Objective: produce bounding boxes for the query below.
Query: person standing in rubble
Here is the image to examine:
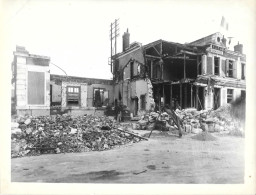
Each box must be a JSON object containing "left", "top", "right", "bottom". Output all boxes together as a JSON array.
[{"left": 115, "top": 101, "right": 123, "bottom": 122}]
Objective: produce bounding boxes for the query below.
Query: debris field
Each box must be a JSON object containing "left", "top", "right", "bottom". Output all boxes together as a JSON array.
[
  {"left": 11, "top": 114, "right": 143, "bottom": 158},
  {"left": 11, "top": 103, "right": 244, "bottom": 158}
]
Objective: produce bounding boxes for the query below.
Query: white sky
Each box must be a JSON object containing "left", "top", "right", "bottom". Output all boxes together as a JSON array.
[{"left": 3, "top": 0, "right": 255, "bottom": 79}]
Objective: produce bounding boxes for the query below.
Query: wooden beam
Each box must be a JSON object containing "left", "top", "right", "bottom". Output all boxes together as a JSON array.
[
  {"left": 153, "top": 46, "right": 161, "bottom": 57},
  {"left": 184, "top": 84, "right": 187, "bottom": 108},
  {"left": 163, "top": 84, "right": 165, "bottom": 107},
  {"left": 180, "top": 83, "right": 182, "bottom": 109},
  {"left": 170, "top": 84, "right": 172, "bottom": 109},
  {"left": 180, "top": 50, "right": 198, "bottom": 56},
  {"left": 163, "top": 56, "right": 191, "bottom": 60},
  {"left": 190, "top": 84, "right": 193, "bottom": 108},
  {"left": 161, "top": 60, "right": 164, "bottom": 80},
  {"left": 184, "top": 54, "right": 186, "bottom": 79},
  {"left": 197, "top": 55, "right": 199, "bottom": 76},
  {"left": 117, "top": 128, "right": 148, "bottom": 140},
  {"left": 150, "top": 60, "right": 153, "bottom": 79},
  {"left": 145, "top": 54, "right": 161, "bottom": 59},
  {"left": 196, "top": 86, "right": 198, "bottom": 109}
]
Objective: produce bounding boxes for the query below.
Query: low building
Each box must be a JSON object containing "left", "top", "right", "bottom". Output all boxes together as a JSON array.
[
  {"left": 112, "top": 30, "right": 246, "bottom": 117},
  {"left": 50, "top": 74, "right": 113, "bottom": 116},
  {"left": 12, "top": 46, "right": 114, "bottom": 116}
]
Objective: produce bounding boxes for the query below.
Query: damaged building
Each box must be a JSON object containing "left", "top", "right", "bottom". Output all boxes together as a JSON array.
[
  {"left": 112, "top": 30, "right": 246, "bottom": 117},
  {"left": 12, "top": 46, "right": 113, "bottom": 116}
]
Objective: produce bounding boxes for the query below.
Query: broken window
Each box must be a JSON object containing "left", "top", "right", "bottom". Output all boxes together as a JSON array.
[
  {"left": 241, "top": 63, "right": 245, "bottom": 80},
  {"left": 227, "top": 60, "right": 234, "bottom": 77},
  {"left": 93, "top": 88, "right": 109, "bottom": 107},
  {"left": 227, "top": 89, "right": 233, "bottom": 103},
  {"left": 214, "top": 57, "right": 220, "bottom": 75},
  {"left": 140, "top": 95, "right": 146, "bottom": 110},
  {"left": 67, "top": 86, "right": 80, "bottom": 106}
]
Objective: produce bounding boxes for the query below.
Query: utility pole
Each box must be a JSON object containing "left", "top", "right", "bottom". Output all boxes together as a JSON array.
[{"left": 109, "top": 19, "right": 119, "bottom": 73}]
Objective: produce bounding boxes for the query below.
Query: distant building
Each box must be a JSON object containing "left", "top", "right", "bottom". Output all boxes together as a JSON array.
[
  {"left": 12, "top": 46, "right": 113, "bottom": 116},
  {"left": 112, "top": 31, "right": 246, "bottom": 116}
]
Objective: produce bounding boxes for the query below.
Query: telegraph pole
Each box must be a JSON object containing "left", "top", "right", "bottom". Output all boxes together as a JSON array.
[{"left": 109, "top": 19, "right": 119, "bottom": 73}]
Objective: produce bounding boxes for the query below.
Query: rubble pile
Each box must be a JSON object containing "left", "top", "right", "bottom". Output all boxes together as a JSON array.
[
  {"left": 11, "top": 114, "right": 142, "bottom": 158},
  {"left": 135, "top": 103, "right": 244, "bottom": 136},
  {"left": 136, "top": 112, "right": 170, "bottom": 131}
]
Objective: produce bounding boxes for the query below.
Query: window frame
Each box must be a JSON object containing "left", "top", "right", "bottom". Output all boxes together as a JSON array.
[
  {"left": 214, "top": 56, "right": 220, "bottom": 76},
  {"left": 227, "top": 88, "right": 233, "bottom": 103},
  {"left": 241, "top": 63, "right": 245, "bottom": 80},
  {"left": 66, "top": 86, "right": 81, "bottom": 106},
  {"left": 227, "top": 60, "right": 234, "bottom": 78}
]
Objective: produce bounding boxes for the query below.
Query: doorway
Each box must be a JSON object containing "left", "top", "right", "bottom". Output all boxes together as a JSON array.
[{"left": 213, "top": 88, "right": 220, "bottom": 110}]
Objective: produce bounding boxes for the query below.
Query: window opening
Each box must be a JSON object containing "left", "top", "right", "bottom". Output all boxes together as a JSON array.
[
  {"left": 227, "top": 60, "right": 233, "bottom": 77},
  {"left": 227, "top": 89, "right": 233, "bottom": 103},
  {"left": 214, "top": 57, "right": 220, "bottom": 75},
  {"left": 67, "top": 86, "right": 80, "bottom": 106},
  {"left": 93, "top": 88, "right": 109, "bottom": 107},
  {"left": 241, "top": 63, "right": 245, "bottom": 80},
  {"left": 140, "top": 95, "right": 146, "bottom": 110}
]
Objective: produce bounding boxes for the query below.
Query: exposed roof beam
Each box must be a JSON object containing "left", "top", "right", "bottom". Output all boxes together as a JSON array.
[
  {"left": 180, "top": 50, "right": 200, "bottom": 56},
  {"left": 145, "top": 54, "right": 161, "bottom": 59}
]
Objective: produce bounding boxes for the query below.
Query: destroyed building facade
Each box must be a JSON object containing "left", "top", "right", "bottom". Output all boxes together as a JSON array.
[
  {"left": 12, "top": 46, "right": 113, "bottom": 116},
  {"left": 112, "top": 31, "right": 246, "bottom": 117}
]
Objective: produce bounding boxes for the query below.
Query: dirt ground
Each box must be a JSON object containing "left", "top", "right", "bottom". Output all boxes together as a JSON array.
[{"left": 11, "top": 131, "right": 244, "bottom": 183}]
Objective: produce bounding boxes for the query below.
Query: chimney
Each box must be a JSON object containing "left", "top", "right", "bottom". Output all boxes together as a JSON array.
[
  {"left": 16, "top": 46, "right": 29, "bottom": 54},
  {"left": 234, "top": 42, "right": 243, "bottom": 54},
  {"left": 122, "top": 28, "right": 130, "bottom": 52}
]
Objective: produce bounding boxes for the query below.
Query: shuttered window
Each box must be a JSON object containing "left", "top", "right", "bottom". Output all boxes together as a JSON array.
[{"left": 27, "top": 71, "right": 45, "bottom": 105}]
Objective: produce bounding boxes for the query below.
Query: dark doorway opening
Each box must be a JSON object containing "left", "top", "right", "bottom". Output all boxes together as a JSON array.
[{"left": 213, "top": 88, "right": 221, "bottom": 110}]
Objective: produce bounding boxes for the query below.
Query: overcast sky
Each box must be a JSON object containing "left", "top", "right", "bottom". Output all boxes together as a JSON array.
[{"left": 3, "top": 0, "right": 255, "bottom": 79}]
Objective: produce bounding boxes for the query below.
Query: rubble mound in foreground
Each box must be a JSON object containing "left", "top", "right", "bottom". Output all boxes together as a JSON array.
[
  {"left": 191, "top": 132, "right": 217, "bottom": 141},
  {"left": 11, "top": 114, "right": 143, "bottom": 158}
]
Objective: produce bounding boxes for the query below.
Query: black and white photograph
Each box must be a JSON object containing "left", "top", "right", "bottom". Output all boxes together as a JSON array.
[{"left": 1, "top": 0, "right": 255, "bottom": 194}]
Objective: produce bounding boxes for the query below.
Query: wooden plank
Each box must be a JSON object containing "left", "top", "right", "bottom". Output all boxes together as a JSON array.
[
  {"left": 184, "top": 54, "right": 186, "bottom": 79},
  {"left": 145, "top": 54, "right": 161, "bottom": 59},
  {"left": 117, "top": 128, "right": 148, "bottom": 140},
  {"left": 170, "top": 84, "right": 172, "bottom": 108},
  {"left": 180, "top": 83, "right": 182, "bottom": 108},
  {"left": 163, "top": 84, "right": 165, "bottom": 107},
  {"left": 180, "top": 50, "right": 198, "bottom": 56},
  {"left": 191, "top": 84, "right": 193, "bottom": 108}
]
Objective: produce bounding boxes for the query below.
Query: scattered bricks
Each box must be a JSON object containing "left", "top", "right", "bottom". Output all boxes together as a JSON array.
[
  {"left": 11, "top": 122, "right": 19, "bottom": 129},
  {"left": 11, "top": 114, "right": 145, "bottom": 158},
  {"left": 24, "top": 118, "right": 31, "bottom": 125},
  {"left": 11, "top": 128, "right": 22, "bottom": 134},
  {"left": 25, "top": 128, "right": 32, "bottom": 134}
]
